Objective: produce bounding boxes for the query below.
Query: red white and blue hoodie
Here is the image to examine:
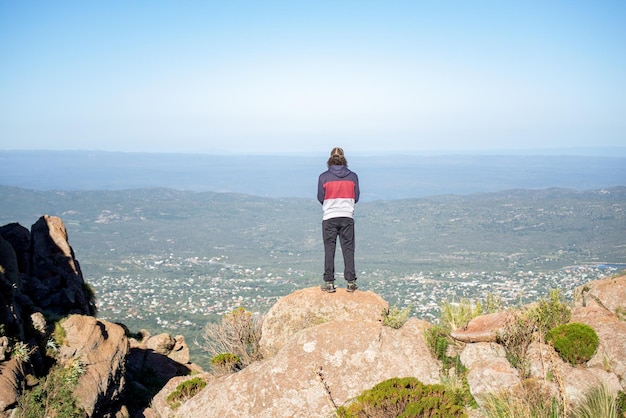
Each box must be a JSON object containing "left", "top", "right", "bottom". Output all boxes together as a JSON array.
[{"left": 317, "top": 165, "right": 360, "bottom": 220}]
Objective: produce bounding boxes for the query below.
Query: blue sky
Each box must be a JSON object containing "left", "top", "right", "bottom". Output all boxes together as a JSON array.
[{"left": 1, "top": 1, "right": 624, "bottom": 154}]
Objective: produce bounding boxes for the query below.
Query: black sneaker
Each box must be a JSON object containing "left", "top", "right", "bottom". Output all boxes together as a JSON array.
[
  {"left": 321, "top": 281, "right": 336, "bottom": 293},
  {"left": 347, "top": 281, "right": 358, "bottom": 292}
]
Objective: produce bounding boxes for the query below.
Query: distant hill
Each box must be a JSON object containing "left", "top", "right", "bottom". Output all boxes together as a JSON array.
[
  {"left": 1, "top": 150, "right": 625, "bottom": 200},
  {"left": 1, "top": 185, "right": 624, "bottom": 275}
]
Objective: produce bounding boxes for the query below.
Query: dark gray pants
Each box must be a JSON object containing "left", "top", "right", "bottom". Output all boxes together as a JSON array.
[{"left": 322, "top": 217, "right": 356, "bottom": 282}]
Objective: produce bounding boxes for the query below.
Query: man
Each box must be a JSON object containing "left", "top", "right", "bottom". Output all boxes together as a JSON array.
[{"left": 317, "top": 147, "right": 360, "bottom": 293}]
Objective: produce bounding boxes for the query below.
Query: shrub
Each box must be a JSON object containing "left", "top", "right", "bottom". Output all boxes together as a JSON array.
[
  {"left": 198, "top": 307, "right": 263, "bottom": 369},
  {"left": 440, "top": 298, "right": 481, "bottom": 331},
  {"left": 18, "top": 358, "right": 86, "bottom": 418},
  {"left": 546, "top": 322, "right": 599, "bottom": 365},
  {"left": 479, "top": 379, "right": 561, "bottom": 418},
  {"left": 528, "top": 289, "right": 571, "bottom": 337},
  {"left": 382, "top": 304, "right": 412, "bottom": 329},
  {"left": 52, "top": 321, "right": 67, "bottom": 347},
  {"left": 337, "top": 377, "right": 467, "bottom": 417},
  {"left": 497, "top": 310, "right": 536, "bottom": 376},
  {"left": 210, "top": 352, "right": 241, "bottom": 374},
  {"left": 571, "top": 383, "right": 620, "bottom": 418},
  {"left": 166, "top": 377, "right": 207, "bottom": 409},
  {"left": 11, "top": 341, "right": 33, "bottom": 363},
  {"left": 498, "top": 289, "right": 571, "bottom": 375}
]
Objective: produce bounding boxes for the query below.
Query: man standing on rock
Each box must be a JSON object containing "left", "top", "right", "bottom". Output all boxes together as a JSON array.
[{"left": 317, "top": 147, "right": 360, "bottom": 293}]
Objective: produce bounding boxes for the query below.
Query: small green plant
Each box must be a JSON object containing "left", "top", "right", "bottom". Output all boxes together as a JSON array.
[
  {"left": 210, "top": 352, "right": 241, "bottom": 374},
  {"left": 498, "top": 289, "right": 571, "bottom": 376},
  {"left": 18, "top": 359, "right": 86, "bottom": 418},
  {"left": 529, "top": 289, "right": 571, "bottom": 337},
  {"left": 337, "top": 377, "right": 467, "bottom": 417},
  {"left": 497, "top": 310, "right": 535, "bottom": 376},
  {"left": 571, "top": 383, "right": 620, "bottom": 418},
  {"left": 198, "top": 307, "right": 263, "bottom": 368},
  {"left": 479, "top": 379, "right": 561, "bottom": 418},
  {"left": 440, "top": 298, "right": 481, "bottom": 331},
  {"left": 52, "top": 321, "right": 67, "bottom": 347},
  {"left": 11, "top": 341, "right": 33, "bottom": 362},
  {"left": 617, "top": 391, "right": 626, "bottom": 416},
  {"left": 546, "top": 322, "right": 599, "bottom": 365},
  {"left": 166, "top": 377, "right": 207, "bottom": 409},
  {"left": 382, "top": 304, "right": 412, "bottom": 329}
]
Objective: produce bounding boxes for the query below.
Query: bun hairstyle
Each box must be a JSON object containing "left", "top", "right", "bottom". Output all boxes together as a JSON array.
[{"left": 327, "top": 147, "right": 347, "bottom": 167}]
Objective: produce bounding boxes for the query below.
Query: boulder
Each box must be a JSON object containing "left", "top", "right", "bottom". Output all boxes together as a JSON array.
[
  {"left": 571, "top": 305, "right": 626, "bottom": 389},
  {"left": 170, "top": 288, "right": 440, "bottom": 418},
  {"left": 460, "top": 341, "right": 507, "bottom": 370},
  {"left": 451, "top": 311, "right": 513, "bottom": 343},
  {"left": 58, "top": 315, "right": 129, "bottom": 417},
  {"left": 28, "top": 215, "right": 92, "bottom": 316},
  {"left": 574, "top": 275, "right": 626, "bottom": 316},
  {"left": 0, "top": 358, "right": 26, "bottom": 418},
  {"left": 260, "top": 287, "right": 388, "bottom": 357}
]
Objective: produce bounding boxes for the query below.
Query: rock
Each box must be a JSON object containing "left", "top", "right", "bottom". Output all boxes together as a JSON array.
[
  {"left": 169, "top": 335, "right": 191, "bottom": 365},
  {"left": 0, "top": 337, "right": 10, "bottom": 361},
  {"left": 30, "top": 312, "right": 47, "bottom": 337},
  {"left": 28, "top": 215, "right": 92, "bottom": 316},
  {"left": 574, "top": 275, "right": 626, "bottom": 316},
  {"left": 0, "top": 223, "right": 31, "bottom": 273},
  {"left": 467, "top": 357, "right": 520, "bottom": 403},
  {"left": 0, "top": 358, "right": 26, "bottom": 417},
  {"left": 451, "top": 311, "right": 513, "bottom": 343},
  {"left": 174, "top": 288, "right": 440, "bottom": 418},
  {"left": 145, "top": 333, "right": 176, "bottom": 355},
  {"left": 150, "top": 374, "right": 213, "bottom": 418},
  {"left": 260, "top": 287, "right": 388, "bottom": 357},
  {"left": 571, "top": 305, "right": 626, "bottom": 388},
  {"left": 0, "top": 234, "right": 25, "bottom": 341},
  {"left": 58, "top": 315, "right": 129, "bottom": 417},
  {"left": 460, "top": 342, "right": 507, "bottom": 370}
]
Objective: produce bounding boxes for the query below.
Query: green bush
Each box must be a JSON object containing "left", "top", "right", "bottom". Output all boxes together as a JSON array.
[
  {"left": 166, "top": 377, "right": 207, "bottom": 409},
  {"left": 382, "top": 304, "right": 412, "bottom": 329},
  {"left": 18, "top": 359, "right": 86, "bottom": 418},
  {"left": 210, "top": 352, "right": 241, "bottom": 374},
  {"left": 546, "top": 322, "right": 599, "bottom": 365},
  {"left": 337, "top": 377, "right": 467, "bottom": 417},
  {"left": 529, "top": 289, "right": 571, "bottom": 337}
]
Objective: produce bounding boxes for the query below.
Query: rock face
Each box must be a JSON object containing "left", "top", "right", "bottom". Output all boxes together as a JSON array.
[
  {"left": 29, "top": 215, "right": 94, "bottom": 316},
  {"left": 259, "top": 287, "right": 390, "bottom": 356},
  {"left": 0, "top": 216, "right": 196, "bottom": 418},
  {"left": 169, "top": 288, "right": 441, "bottom": 418},
  {"left": 58, "top": 315, "right": 129, "bottom": 417}
]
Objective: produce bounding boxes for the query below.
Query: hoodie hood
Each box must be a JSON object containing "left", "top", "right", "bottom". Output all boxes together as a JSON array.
[{"left": 329, "top": 165, "right": 351, "bottom": 178}]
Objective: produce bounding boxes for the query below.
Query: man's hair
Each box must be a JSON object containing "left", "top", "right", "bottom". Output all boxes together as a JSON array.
[{"left": 327, "top": 147, "right": 347, "bottom": 166}]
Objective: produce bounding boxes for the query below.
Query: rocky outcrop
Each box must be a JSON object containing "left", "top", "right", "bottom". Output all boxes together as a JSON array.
[
  {"left": 574, "top": 274, "right": 626, "bottom": 316},
  {"left": 259, "top": 286, "right": 389, "bottom": 356},
  {"left": 29, "top": 215, "right": 94, "bottom": 316},
  {"left": 57, "top": 315, "right": 129, "bottom": 417},
  {"left": 0, "top": 217, "right": 196, "bottom": 418},
  {"left": 159, "top": 288, "right": 441, "bottom": 418}
]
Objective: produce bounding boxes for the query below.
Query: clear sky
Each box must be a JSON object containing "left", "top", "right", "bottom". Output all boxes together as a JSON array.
[{"left": 1, "top": 1, "right": 624, "bottom": 154}]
